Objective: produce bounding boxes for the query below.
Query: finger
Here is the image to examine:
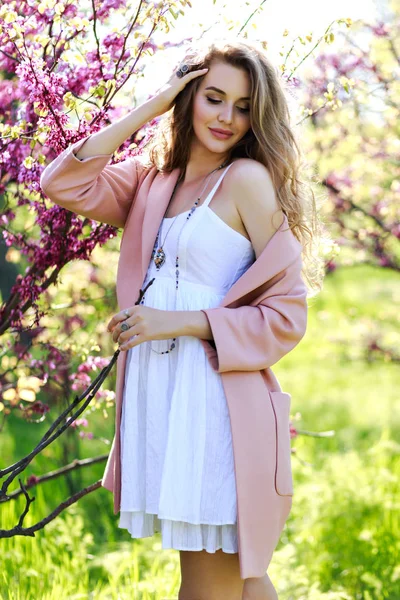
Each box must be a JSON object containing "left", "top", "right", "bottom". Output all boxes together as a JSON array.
[
  {"left": 112, "top": 318, "right": 133, "bottom": 343},
  {"left": 190, "top": 67, "right": 209, "bottom": 77},
  {"left": 116, "top": 325, "right": 137, "bottom": 345},
  {"left": 178, "top": 67, "right": 208, "bottom": 79},
  {"left": 107, "top": 316, "right": 121, "bottom": 332},
  {"left": 119, "top": 334, "right": 141, "bottom": 351},
  {"left": 107, "top": 309, "right": 132, "bottom": 332}
]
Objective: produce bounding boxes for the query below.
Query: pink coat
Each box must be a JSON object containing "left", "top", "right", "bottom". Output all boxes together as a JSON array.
[{"left": 40, "top": 133, "right": 308, "bottom": 580}]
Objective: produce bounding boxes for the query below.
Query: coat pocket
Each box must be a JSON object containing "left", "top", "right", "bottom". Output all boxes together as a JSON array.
[{"left": 269, "top": 391, "right": 293, "bottom": 496}]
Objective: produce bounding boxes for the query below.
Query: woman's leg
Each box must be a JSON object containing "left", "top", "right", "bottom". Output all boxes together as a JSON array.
[
  {"left": 241, "top": 573, "right": 279, "bottom": 600},
  {"left": 178, "top": 549, "right": 244, "bottom": 600}
]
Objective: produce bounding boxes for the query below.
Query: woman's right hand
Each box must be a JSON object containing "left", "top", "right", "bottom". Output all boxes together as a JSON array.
[{"left": 150, "top": 61, "right": 209, "bottom": 117}]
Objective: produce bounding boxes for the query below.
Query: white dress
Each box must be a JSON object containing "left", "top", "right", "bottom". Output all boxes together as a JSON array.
[{"left": 118, "top": 163, "right": 255, "bottom": 553}]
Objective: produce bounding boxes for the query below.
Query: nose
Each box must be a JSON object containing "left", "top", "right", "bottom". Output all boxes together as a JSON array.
[{"left": 218, "top": 104, "right": 234, "bottom": 124}]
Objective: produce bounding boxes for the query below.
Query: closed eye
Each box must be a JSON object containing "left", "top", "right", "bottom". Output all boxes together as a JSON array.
[{"left": 206, "top": 96, "right": 250, "bottom": 114}]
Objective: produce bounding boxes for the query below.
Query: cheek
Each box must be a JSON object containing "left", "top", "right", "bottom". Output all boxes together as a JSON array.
[
  {"left": 193, "top": 97, "right": 214, "bottom": 125},
  {"left": 241, "top": 120, "right": 251, "bottom": 135}
]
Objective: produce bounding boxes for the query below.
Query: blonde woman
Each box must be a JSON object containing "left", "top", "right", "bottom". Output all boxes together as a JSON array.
[{"left": 41, "top": 38, "right": 322, "bottom": 599}]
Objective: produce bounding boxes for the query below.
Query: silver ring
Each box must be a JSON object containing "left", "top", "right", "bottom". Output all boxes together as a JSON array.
[
  {"left": 176, "top": 63, "right": 189, "bottom": 78},
  {"left": 120, "top": 322, "right": 129, "bottom": 332},
  {"left": 123, "top": 309, "right": 130, "bottom": 318}
]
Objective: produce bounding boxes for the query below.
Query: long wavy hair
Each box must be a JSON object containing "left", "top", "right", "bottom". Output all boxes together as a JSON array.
[{"left": 142, "top": 38, "right": 330, "bottom": 297}]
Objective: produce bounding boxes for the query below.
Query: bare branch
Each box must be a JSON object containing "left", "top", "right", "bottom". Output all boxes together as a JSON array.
[
  {"left": 0, "top": 478, "right": 102, "bottom": 538},
  {"left": 1, "top": 455, "right": 109, "bottom": 503}
]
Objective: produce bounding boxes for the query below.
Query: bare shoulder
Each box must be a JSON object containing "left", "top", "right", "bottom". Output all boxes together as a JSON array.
[
  {"left": 225, "top": 157, "right": 278, "bottom": 212},
  {"left": 225, "top": 158, "right": 284, "bottom": 259},
  {"left": 227, "top": 157, "right": 273, "bottom": 179}
]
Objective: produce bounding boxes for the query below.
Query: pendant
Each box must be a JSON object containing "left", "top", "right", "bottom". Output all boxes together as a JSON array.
[{"left": 154, "top": 246, "right": 166, "bottom": 269}]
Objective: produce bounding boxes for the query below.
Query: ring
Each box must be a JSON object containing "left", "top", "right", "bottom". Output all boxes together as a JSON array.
[
  {"left": 176, "top": 63, "right": 189, "bottom": 78},
  {"left": 120, "top": 322, "right": 129, "bottom": 332},
  {"left": 123, "top": 309, "right": 130, "bottom": 318}
]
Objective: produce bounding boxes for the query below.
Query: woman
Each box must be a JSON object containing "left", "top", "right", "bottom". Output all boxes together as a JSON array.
[{"left": 41, "top": 39, "right": 322, "bottom": 600}]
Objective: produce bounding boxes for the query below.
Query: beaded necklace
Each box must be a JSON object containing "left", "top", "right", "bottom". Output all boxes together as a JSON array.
[{"left": 140, "top": 160, "right": 230, "bottom": 354}]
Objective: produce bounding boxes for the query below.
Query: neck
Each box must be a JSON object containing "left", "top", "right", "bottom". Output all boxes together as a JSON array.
[{"left": 182, "top": 140, "right": 230, "bottom": 184}]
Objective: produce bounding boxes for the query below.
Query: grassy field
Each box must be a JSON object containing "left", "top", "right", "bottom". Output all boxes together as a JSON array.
[{"left": 1, "top": 264, "right": 399, "bottom": 600}]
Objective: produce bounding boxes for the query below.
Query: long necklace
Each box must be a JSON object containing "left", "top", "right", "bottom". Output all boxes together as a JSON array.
[{"left": 140, "top": 159, "right": 230, "bottom": 355}]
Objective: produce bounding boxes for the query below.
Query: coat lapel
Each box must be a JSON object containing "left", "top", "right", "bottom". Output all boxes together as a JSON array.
[{"left": 141, "top": 167, "right": 181, "bottom": 280}]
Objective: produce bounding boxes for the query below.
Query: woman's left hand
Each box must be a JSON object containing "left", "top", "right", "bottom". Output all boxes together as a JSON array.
[{"left": 107, "top": 306, "right": 173, "bottom": 351}]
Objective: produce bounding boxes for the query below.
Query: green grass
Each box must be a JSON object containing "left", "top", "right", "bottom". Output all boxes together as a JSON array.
[{"left": 1, "top": 263, "right": 399, "bottom": 599}]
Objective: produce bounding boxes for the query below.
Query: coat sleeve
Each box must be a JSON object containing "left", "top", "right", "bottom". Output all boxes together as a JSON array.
[
  {"left": 200, "top": 255, "right": 308, "bottom": 373},
  {"left": 39, "top": 133, "right": 149, "bottom": 228}
]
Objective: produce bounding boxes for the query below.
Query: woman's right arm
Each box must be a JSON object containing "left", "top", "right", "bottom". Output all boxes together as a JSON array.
[
  {"left": 40, "top": 64, "right": 209, "bottom": 228},
  {"left": 39, "top": 97, "right": 163, "bottom": 228}
]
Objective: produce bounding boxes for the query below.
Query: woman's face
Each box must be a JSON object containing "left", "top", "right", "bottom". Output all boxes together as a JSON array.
[{"left": 191, "top": 60, "right": 251, "bottom": 156}]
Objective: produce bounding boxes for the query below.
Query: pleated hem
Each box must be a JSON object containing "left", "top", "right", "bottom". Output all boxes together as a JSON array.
[{"left": 119, "top": 510, "right": 238, "bottom": 554}]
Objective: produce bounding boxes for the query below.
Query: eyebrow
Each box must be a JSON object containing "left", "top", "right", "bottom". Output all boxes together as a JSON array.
[{"left": 205, "top": 86, "right": 250, "bottom": 101}]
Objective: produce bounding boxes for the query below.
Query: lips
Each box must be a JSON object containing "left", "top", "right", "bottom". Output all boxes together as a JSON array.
[{"left": 209, "top": 127, "right": 233, "bottom": 139}]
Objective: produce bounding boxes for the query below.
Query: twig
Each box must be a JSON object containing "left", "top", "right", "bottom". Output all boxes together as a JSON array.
[
  {"left": 1, "top": 455, "right": 109, "bottom": 503},
  {"left": 0, "top": 478, "right": 102, "bottom": 538},
  {"left": 237, "top": 0, "right": 268, "bottom": 35}
]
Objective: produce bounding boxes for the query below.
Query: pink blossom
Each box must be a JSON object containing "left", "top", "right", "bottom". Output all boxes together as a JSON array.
[
  {"left": 70, "top": 372, "right": 92, "bottom": 390},
  {"left": 379, "top": 256, "right": 391, "bottom": 267},
  {"left": 370, "top": 22, "right": 389, "bottom": 37},
  {"left": 30, "top": 401, "right": 50, "bottom": 415},
  {"left": 391, "top": 224, "right": 400, "bottom": 239},
  {"left": 26, "top": 474, "right": 39, "bottom": 486},
  {"left": 69, "top": 417, "right": 89, "bottom": 428}
]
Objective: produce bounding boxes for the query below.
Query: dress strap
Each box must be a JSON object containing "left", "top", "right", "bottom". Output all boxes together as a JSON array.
[{"left": 202, "top": 162, "right": 234, "bottom": 208}]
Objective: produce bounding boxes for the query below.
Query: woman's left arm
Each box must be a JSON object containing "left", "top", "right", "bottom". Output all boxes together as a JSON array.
[
  {"left": 170, "top": 253, "right": 307, "bottom": 372},
  {"left": 199, "top": 257, "right": 308, "bottom": 372}
]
